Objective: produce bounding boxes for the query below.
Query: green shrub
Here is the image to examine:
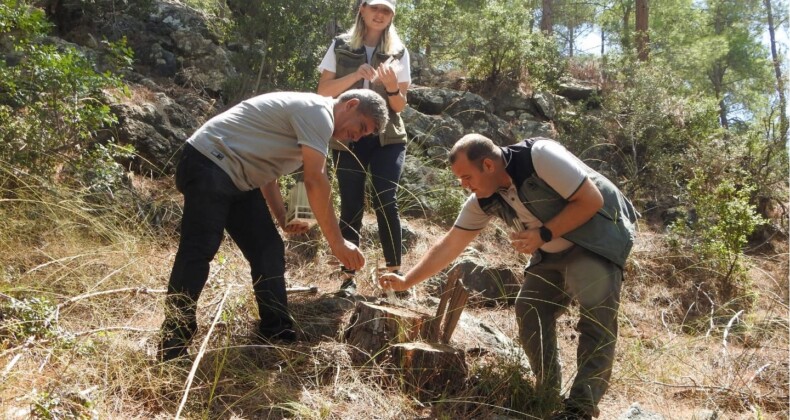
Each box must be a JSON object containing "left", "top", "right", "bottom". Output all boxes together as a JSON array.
[
  {"left": 457, "top": 3, "right": 565, "bottom": 90},
  {"left": 0, "top": 2, "right": 131, "bottom": 180},
  {"left": 669, "top": 169, "right": 766, "bottom": 312}
]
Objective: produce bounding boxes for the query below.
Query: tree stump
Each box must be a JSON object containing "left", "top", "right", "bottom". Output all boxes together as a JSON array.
[
  {"left": 391, "top": 342, "right": 467, "bottom": 400},
  {"left": 344, "top": 301, "right": 432, "bottom": 364}
]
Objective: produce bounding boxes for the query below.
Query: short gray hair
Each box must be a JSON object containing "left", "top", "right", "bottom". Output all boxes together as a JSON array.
[
  {"left": 337, "top": 89, "right": 389, "bottom": 134},
  {"left": 449, "top": 134, "right": 500, "bottom": 169}
]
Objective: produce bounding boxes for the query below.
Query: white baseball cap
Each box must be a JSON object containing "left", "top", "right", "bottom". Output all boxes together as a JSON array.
[{"left": 365, "top": 0, "right": 396, "bottom": 13}]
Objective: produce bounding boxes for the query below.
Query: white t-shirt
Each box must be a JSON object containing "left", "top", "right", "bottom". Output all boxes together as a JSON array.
[
  {"left": 188, "top": 92, "right": 334, "bottom": 191},
  {"left": 318, "top": 40, "right": 412, "bottom": 90},
  {"left": 454, "top": 139, "right": 588, "bottom": 253}
]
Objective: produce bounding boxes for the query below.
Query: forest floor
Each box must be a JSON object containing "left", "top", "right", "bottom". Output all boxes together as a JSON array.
[{"left": 0, "top": 176, "right": 787, "bottom": 419}]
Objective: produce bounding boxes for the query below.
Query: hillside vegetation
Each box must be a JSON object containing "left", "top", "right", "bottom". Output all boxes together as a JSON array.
[{"left": 0, "top": 0, "right": 788, "bottom": 419}]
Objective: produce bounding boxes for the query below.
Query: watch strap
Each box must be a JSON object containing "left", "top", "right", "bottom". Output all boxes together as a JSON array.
[{"left": 539, "top": 226, "right": 553, "bottom": 242}]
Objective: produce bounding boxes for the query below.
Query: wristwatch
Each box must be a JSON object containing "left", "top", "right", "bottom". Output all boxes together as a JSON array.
[
  {"left": 539, "top": 226, "right": 553, "bottom": 243},
  {"left": 386, "top": 89, "right": 400, "bottom": 96}
]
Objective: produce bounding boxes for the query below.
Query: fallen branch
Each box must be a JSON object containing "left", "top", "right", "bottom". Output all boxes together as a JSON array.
[
  {"left": 45, "top": 287, "right": 167, "bottom": 325},
  {"left": 59, "top": 287, "right": 167, "bottom": 308},
  {"left": 73, "top": 326, "right": 159, "bottom": 337},
  {"left": 626, "top": 376, "right": 759, "bottom": 398}
]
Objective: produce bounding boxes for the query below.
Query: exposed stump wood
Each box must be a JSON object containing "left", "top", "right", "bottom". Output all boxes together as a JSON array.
[
  {"left": 428, "top": 275, "right": 470, "bottom": 343},
  {"left": 344, "top": 301, "right": 432, "bottom": 363},
  {"left": 391, "top": 342, "right": 468, "bottom": 400}
]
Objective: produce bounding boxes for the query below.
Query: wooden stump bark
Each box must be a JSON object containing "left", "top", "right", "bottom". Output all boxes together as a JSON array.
[
  {"left": 391, "top": 342, "right": 467, "bottom": 400},
  {"left": 344, "top": 301, "right": 432, "bottom": 364}
]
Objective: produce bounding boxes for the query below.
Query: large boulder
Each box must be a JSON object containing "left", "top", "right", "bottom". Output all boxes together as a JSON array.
[
  {"left": 401, "top": 107, "right": 464, "bottom": 158},
  {"left": 111, "top": 87, "right": 215, "bottom": 175},
  {"left": 408, "top": 87, "right": 515, "bottom": 146},
  {"left": 444, "top": 251, "right": 522, "bottom": 305},
  {"left": 491, "top": 88, "right": 541, "bottom": 117},
  {"left": 51, "top": 0, "right": 236, "bottom": 96},
  {"left": 557, "top": 77, "right": 600, "bottom": 101}
]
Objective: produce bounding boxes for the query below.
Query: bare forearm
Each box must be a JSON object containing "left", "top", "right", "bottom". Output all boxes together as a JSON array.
[
  {"left": 385, "top": 91, "right": 406, "bottom": 112},
  {"left": 261, "top": 181, "right": 286, "bottom": 227},
  {"left": 303, "top": 175, "right": 343, "bottom": 246},
  {"left": 543, "top": 178, "right": 603, "bottom": 237}
]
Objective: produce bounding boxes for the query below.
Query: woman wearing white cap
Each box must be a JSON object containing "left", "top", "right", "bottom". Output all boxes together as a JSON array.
[{"left": 317, "top": 0, "right": 411, "bottom": 298}]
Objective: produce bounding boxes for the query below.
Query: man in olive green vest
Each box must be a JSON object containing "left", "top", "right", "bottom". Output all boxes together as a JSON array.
[{"left": 380, "top": 134, "right": 638, "bottom": 419}]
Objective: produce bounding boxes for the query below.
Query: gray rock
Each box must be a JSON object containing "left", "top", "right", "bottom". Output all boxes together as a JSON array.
[
  {"left": 533, "top": 91, "right": 557, "bottom": 119},
  {"left": 401, "top": 106, "right": 464, "bottom": 155},
  {"left": 491, "top": 88, "right": 540, "bottom": 116},
  {"left": 557, "top": 77, "right": 600, "bottom": 101},
  {"left": 619, "top": 402, "right": 664, "bottom": 420},
  {"left": 691, "top": 409, "right": 718, "bottom": 420},
  {"left": 446, "top": 253, "right": 522, "bottom": 305}
]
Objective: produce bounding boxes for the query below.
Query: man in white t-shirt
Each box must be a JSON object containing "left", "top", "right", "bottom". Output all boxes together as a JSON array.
[
  {"left": 159, "top": 89, "right": 388, "bottom": 362},
  {"left": 379, "top": 134, "right": 637, "bottom": 419}
]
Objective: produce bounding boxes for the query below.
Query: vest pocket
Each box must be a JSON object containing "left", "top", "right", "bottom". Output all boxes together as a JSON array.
[{"left": 336, "top": 49, "right": 365, "bottom": 69}]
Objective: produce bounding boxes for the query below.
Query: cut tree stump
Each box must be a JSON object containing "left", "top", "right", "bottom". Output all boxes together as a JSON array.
[
  {"left": 344, "top": 301, "right": 432, "bottom": 364},
  {"left": 391, "top": 342, "right": 467, "bottom": 400}
]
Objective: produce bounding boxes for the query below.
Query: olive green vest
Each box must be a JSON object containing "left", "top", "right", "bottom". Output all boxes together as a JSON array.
[
  {"left": 479, "top": 139, "right": 638, "bottom": 268},
  {"left": 330, "top": 37, "right": 408, "bottom": 150}
]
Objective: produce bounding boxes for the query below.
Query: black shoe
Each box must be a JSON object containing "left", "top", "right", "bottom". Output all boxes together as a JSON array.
[
  {"left": 549, "top": 401, "right": 593, "bottom": 420},
  {"left": 158, "top": 337, "right": 189, "bottom": 362},
  {"left": 336, "top": 277, "right": 357, "bottom": 297},
  {"left": 256, "top": 328, "right": 297, "bottom": 343}
]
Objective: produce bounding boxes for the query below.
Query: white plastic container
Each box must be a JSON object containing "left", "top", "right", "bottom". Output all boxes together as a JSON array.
[{"left": 285, "top": 181, "right": 316, "bottom": 226}]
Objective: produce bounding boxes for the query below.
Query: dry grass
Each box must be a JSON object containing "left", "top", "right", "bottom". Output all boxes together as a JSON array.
[{"left": 0, "top": 175, "right": 787, "bottom": 419}]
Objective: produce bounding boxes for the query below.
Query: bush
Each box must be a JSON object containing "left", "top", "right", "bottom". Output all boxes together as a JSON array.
[
  {"left": 457, "top": 3, "right": 565, "bottom": 90},
  {"left": 0, "top": 0, "right": 133, "bottom": 198},
  {"left": 557, "top": 61, "right": 721, "bottom": 208},
  {"left": 669, "top": 169, "right": 766, "bottom": 312}
]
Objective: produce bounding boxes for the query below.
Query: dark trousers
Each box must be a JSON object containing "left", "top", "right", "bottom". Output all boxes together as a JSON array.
[
  {"left": 514, "top": 246, "right": 622, "bottom": 417},
  {"left": 161, "top": 144, "right": 291, "bottom": 351},
  {"left": 332, "top": 135, "right": 405, "bottom": 270}
]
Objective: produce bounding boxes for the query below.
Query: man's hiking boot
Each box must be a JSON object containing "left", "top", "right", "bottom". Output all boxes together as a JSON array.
[
  {"left": 549, "top": 400, "right": 594, "bottom": 420},
  {"left": 158, "top": 337, "right": 189, "bottom": 362},
  {"left": 256, "top": 328, "right": 297, "bottom": 344}
]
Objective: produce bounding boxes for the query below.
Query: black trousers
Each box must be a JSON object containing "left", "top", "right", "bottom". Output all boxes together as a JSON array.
[
  {"left": 161, "top": 144, "right": 291, "bottom": 349},
  {"left": 332, "top": 135, "right": 406, "bottom": 270}
]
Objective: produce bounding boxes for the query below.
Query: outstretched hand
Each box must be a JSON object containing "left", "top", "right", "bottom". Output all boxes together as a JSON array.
[{"left": 379, "top": 272, "right": 409, "bottom": 292}]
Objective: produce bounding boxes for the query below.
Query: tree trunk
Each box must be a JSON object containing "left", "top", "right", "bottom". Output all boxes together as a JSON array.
[
  {"left": 541, "top": 0, "right": 553, "bottom": 35},
  {"left": 390, "top": 342, "right": 468, "bottom": 400},
  {"left": 569, "top": 25, "right": 575, "bottom": 57},
  {"left": 344, "top": 301, "right": 432, "bottom": 364},
  {"left": 621, "top": 2, "right": 632, "bottom": 53},
  {"left": 635, "top": 0, "right": 649, "bottom": 61},
  {"left": 764, "top": 0, "right": 788, "bottom": 142}
]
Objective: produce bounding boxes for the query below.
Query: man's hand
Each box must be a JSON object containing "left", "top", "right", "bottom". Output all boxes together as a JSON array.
[
  {"left": 283, "top": 219, "right": 310, "bottom": 235},
  {"left": 379, "top": 271, "right": 409, "bottom": 292},
  {"left": 330, "top": 239, "right": 365, "bottom": 270},
  {"left": 509, "top": 228, "right": 544, "bottom": 254}
]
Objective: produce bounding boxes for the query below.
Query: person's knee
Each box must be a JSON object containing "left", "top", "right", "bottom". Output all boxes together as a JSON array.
[{"left": 515, "top": 299, "right": 547, "bottom": 335}]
